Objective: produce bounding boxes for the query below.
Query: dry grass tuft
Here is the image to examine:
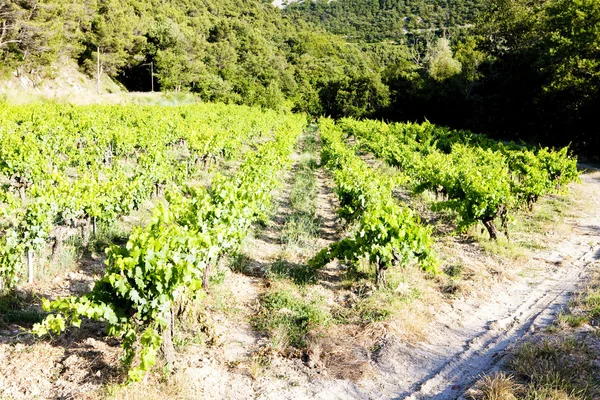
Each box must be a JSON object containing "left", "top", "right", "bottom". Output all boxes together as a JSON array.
[
  {"left": 470, "top": 372, "right": 518, "bottom": 400},
  {"left": 248, "top": 352, "right": 271, "bottom": 380},
  {"left": 386, "top": 306, "right": 431, "bottom": 343},
  {"left": 105, "top": 371, "right": 196, "bottom": 400},
  {"left": 506, "top": 337, "right": 600, "bottom": 399},
  {"left": 317, "top": 324, "right": 377, "bottom": 380}
]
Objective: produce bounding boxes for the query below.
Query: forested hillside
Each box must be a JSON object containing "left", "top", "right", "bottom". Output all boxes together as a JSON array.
[
  {"left": 283, "top": 0, "right": 486, "bottom": 42},
  {"left": 0, "top": 0, "right": 387, "bottom": 115},
  {"left": 286, "top": 0, "right": 600, "bottom": 157},
  {"left": 0, "top": 0, "right": 598, "bottom": 156}
]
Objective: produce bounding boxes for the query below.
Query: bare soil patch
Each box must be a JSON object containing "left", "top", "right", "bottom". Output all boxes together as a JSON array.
[{"left": 1, "top": 144, "right": 598, "bottom": 400}]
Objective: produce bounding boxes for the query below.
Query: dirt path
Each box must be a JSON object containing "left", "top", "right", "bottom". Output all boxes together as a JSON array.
[
  {"left": 375, "top": 169, "right": 600, "bottom": 399},
  {"left": 255, "top": 169, "right": 600, "bottom": 400},
  {"left": 3, "top": 132, "right": 597, "bottom": 400},
  {"left": 315, "top": 167, "right": 339, "bottom": 247}
]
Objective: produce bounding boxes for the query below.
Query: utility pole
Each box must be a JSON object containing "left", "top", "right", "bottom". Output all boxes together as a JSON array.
[
  {"left": 143, "top": 62, "right": 155, "bottom": 92},
  {"left": 97, "top": 45, "right": 101, "bottom": 95}
]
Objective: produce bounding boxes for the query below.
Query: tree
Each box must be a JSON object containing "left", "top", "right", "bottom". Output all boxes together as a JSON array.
[
  {"left": 470, "top": 0, "right": 600, "bottom": 153},
  {"left": 426, "top": 37, "right": 462, "bottom": 81},
  {"left": 541, "top": 0, "right": 600, "bottom": 99},
  {"left": 0, "top": 0, "right": 86, "bottom": 70},
  {"left": 0, "top": 2, "right": 20, "bottom": 50},
  {"left": 319, "top": 73, "right": 390, "bottom": 118},
  {"left": 154, "top": 48, "right": 189, "bottom": 92},
  {"left": 454, "top": 36, "right": 486, "bottom": 98},
  {"left": 538, "top": 0, "right": 600, "bottom": 152},
  {"left": 81, "top": 0, "right": 146, "bottom": 77}
]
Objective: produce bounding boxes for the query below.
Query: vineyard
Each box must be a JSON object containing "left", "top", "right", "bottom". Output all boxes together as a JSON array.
[{"left": 0, "top": 103, "right": 588, "bottom": 399}]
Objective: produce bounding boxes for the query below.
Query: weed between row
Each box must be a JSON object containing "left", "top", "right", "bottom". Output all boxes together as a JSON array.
[
  {"left": 256, "top": 129, "right": 327, "bottom": 352},
  {"left": 254, "top": 285, "right": 330, "bottom": 349},
  {"left": 280, "top": 132, "right": 321, "bottom": 253},
  {"left": 256, "top": 128, "right": 432, "bottom": 356}
]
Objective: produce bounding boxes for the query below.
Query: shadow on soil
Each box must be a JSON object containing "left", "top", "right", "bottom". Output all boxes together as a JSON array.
[
  {"left": 0, "top": 236, "right": 126, "bottom": 393},
  {"left": 232, "top": 254, "right": 318, "bottom": 286},
  {"left": 0, "top": 287, "right": 122, "bottom": 392},
  {"left": 577, "top": 223, "right": 600, "bottom": 236}
]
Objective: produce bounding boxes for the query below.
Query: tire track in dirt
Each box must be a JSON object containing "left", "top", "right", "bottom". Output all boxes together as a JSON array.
[
  {"left": 403, "top": 245, "right": 598, "bottom": 399},
  {"left": 305, "top": 144, "right": 600, "bottom": 400},
  {"left": 395, "top": 170, "right": 600, "bottom": 400}
]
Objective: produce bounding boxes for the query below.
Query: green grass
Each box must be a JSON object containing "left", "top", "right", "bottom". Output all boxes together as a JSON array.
[
  {"left": 444, "top": 263, "right": 464, "bottom": 278},
  {"left": 355, "top": 284, "right": 420, "bottom": 324},
  {"left": 337, "top": 262, "right": 422, "bottom": 325},
  {"left": 280, "top": 132, "right": 320, "bottom": 251},
  {"left": 476, "top": 338, "right": 599, "bottom": 399},
  {"left": 128, "top": 92, "right": 201, "bottom": 106},
  {"left": 557, "top": 270, "right": 600, "bottom": 328},
  {"left": 557, "top": 312, "right": 589, "bottom": 328},
  {"left": 439, "top": 263, "right": 467, "bottom": 296},
  {"left": 280, "top": 214, "right": 320, "bottom": 249},
  {"left": 254, "top": 286, "right": 330, "bottom": 349},
  {"left": 506, "top": 338, "right": 600, "bottom": 399},
  {"left": 582, "top": 290, "right": 600, "bottom": 320},
  {"left": 471, "top": 232, "right": 522, "bottom": 261},
  {"left": 87, "top": 220, "right": 133, "bottom": 254},
  {"left": 267, "top": 259, "right": 319, "bottom": 285}
]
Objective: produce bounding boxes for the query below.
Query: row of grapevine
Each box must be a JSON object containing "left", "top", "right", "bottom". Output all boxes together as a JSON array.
[
  {"left": 337, "top": 118, "right": 579, "bottom": 239},
  {"left": 33, "top": 111, "right": 305, "bottom": 381},
  {"left": 0, "top": 103, "right": 304, "bottom": 290},
  {"left": 309, "top": 119, "right": 437, "bottom": 287}
]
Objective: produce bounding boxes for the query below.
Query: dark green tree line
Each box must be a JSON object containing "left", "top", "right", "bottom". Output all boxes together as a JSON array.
[{"left": 0, "top": 0, "right": 597, "bottom": 155}]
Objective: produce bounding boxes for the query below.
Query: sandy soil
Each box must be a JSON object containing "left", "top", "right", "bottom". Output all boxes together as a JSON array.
[
  {"left": 240, "top": 170, "right": 600, "bottom": 400},
  {"left": 285, "top": 168, "right": 600, "bottom": 400},
  {"left": 0, "top": 140, "right": 597, "bottom": 399}
]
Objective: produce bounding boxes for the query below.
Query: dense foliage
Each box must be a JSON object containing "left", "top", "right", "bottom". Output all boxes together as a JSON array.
[
  {"left": 337, "top": 118, "right": 579, "bottom": 239},
  {"left": 469, "top": 0, "right": 600, "bottom": 155},
  {"left": 286, "top": 0, "right": 600, "bottom": 156},
  {"left": 1, "top": 0, "right": 597, "bottom": 154},
  {"left": 0, "top": 103, "right": 304, "bottom": 291},
  {"left": 309, "top": 118, "right": 437, "bottom": 287},
  {"left": 284, "top": 0, "right": 486, "bottom": 42},
  {"left": 20, "top": 103, "right": 304, "bottom": 380},
  {"left": 0, "top": 0, "right": 389, "bottom": 117},
  {"left": 34, "top": 122, "right": 301, "bottom": 380}
]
